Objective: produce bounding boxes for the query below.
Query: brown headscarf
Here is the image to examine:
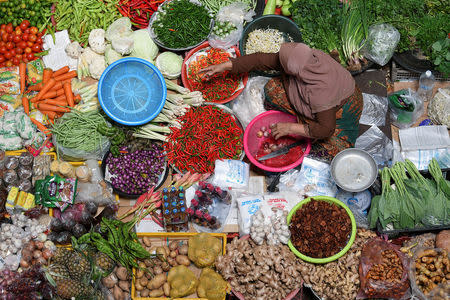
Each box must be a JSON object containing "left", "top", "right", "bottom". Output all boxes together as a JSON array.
[{"left": 279, "top": 43, "right": 355, "bottom": 119}]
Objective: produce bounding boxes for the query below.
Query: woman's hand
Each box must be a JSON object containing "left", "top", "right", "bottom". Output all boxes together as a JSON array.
[
  {"left": 199, "top": 61, "right": 232, "bottom": 80},
  {"left": 271, "top": 122, "right": 293, "bottom": 139}
]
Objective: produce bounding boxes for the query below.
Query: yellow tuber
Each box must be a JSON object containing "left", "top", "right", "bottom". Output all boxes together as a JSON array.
[
  {"left": 197, "top": 268, "right": 230, "bottom": 300},
  {"left": 188, "top": 233, "right": 222, "bottom": 268},
  {"left": 167, "top": 265, "right": 198, "bottom": 298}
]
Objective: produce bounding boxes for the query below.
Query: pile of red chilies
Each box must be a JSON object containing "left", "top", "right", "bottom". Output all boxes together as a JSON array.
[
  {"left": 164, "top": 106, "right": 243, "bottom": 174},
  {"left": 117, "top": 0, "right": 165, "bottom": 28}
]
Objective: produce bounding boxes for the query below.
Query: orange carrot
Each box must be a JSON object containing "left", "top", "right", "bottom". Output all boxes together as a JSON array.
[
  {"left": 40, "top": 99, "right": 68, "bottom": 106},
  {"left": 74, "top": 94, "right": 81, "bottom": 103},
  {"left": 51, "top": 66, "right": 69, "bottom": 78},
  {"left": 36, "top": 78, "right": 56, "bottom": 100},
  {"left": 63, "top": 82, "right": 74, "bottom": 107},
  {"left": 39, "top": 110, "right": 58, "bottom": 119},
  {"left": 28, "top": 82, "right": 43, "bottom": 91},
  {"left": 30, "top": 118, "right": 51, "bottom": 136},
  {"left": 40, "top": 88, "right": 65, "bottom": 99},
  {"left": 19, "top": 62, "right": 26, "bottom": 94},
  {"left": 49, "top": 81, "right": 63, "bottom": 91},
  {"left": 22, "top": 97, "right": 29, "bottom": 115},
  {"left": 42, "top": 68, "right": 53, "bottom": 84},
  {"left": 53, "top": 70, "right": 77, "bottom": 82},
  {"left": 36, "top": 103, "right": 70, "bottom": 112},
  {"left": 52, "top": 94, "right": 67, "bottom": 102},
  {"left": 30, "top": 96, "right": 38, "bottom": 103}
]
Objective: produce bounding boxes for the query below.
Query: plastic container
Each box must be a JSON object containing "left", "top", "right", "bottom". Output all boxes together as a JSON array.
[
  {"left": 98, "top": 57, "right": 167, "bottom": 126},
  {"left": 181, "top": 41, "right": 248, "bottom": 104},
  {"left": 286, "top": 196, "right": 357, "bottom": 264},
  {"left": 417, "top": 70, "right": 435, "bottom": 102},
  {"left": 239, "top": 15, "right": 302, "bottom": 77},
  {"left": 243, "top": 110, "right": 311, "bottom": 173}
]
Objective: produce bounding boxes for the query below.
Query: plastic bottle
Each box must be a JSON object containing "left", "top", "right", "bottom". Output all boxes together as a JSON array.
[{"left": 417, "top": 70, "right": 435, "bottom": 102}]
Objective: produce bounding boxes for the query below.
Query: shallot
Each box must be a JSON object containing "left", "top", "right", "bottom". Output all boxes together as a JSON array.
[{"left": 256, "top": 131, "right": 263, "bottom": 138}]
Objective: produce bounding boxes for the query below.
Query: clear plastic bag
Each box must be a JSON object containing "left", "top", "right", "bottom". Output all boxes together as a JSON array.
[
  {"left": 75, "top": 160, "right": 115, "bottom": 205},
  {"left": 355, "top": 125, "right": 393, "bottom": 167},
  {"left": 363, "top": 23, "right": 400, "bottom": 66},
  {"left": 336, "top": 188, "right": 372, "bottom": 229},
  {"left": 212, "top": 159, "right": 249, "bottom": 189},
  {"left": 389, "top": 89, "right": 424, "bottom": 129},
  {"left": 52, "top": 134, "right": 110, "bottom": 161},
  {"left": 428, "top": 87, "right": 450, "bottom": 128},
  {"left": 208, "top": 2, "right": 255, "bottom": 49},
  {"left": 357, "top": 237, "right": 410, "bottom": 299},
  {"left": 360, "top": 93, "right": 388, "bottom": 126},
  {"left": 230, "top": 76, "right": 269, "bottom": 128}
]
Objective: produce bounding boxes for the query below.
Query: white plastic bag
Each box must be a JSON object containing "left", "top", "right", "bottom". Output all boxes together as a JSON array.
[
  {"left": 208, "top": 2, "right": 255, "bottom": 49},
  {"left": 360, "top": 93, "right": 388, "bottom": 126},
  {"left": 355, "top": 125, "right": 393, "bottom": 167},
  {"left": 363, "top": 24, "right": 400, "bottom": 66},
  {"left": 237, "top": 194, "right": 263, "bottom": 235},
  {"left": 212, "top": 159, "right": 250, "bottom": 189},
  {"left": 230, "top": 76, "right": 269, "bottom": 128}
]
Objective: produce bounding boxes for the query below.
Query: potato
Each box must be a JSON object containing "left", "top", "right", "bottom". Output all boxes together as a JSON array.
[
  {"left": 145, "top": 272, "right": 153, "bottom": 280},
  {"left": 161, "top": 262, "right": 171, "bottom": 272},
  {"left": 136, "top": 269, "right": 144, "bottom": 279},
  {"left": 113, "top": 285, "right": 124, "bottom": 300},
  {"left": 140, "top": 289, "right": 149, "bottom": 297},
  {"left": 116, "top": 266, "right": 128, "bottom": 281},
  {"left": 169, "top": 241, "right": 178, "bottom": 251},
  {"left": 101, "top": 273, "right": 118, "bottom": 288},
  {"left": 153, "top": 257, "right": 162, "bottom": 265},
  {"left": 153, "top": 266, "right": 163, "bottom": 275},
  {"left": 144, "top": 259, "right": 153, "bottom": 267},
  {"left": 149, "top": 289, "right": 164, "bottom": 297},
  {"left": 176, "top": 255, "right": 190, "bottom": 266},
  {"left": 135, "top": 282, "right": 144, "bottom": 291},
  {"left": 163, "top": 246, "right": 170, "bottom": 257},
  {"left": 156, "top": 247, "right": 167, "bottom": 260},
  {"left": 138, "top": 262, "right": 146, "bottom": 268},
  {"left": 118, "top": 280, "right": 130, "bottom": 292},
  {"left": 139, "top": 277, "right": 148, "bottom": 287},
  {"left": 142, "top": 237, "right": 152, "bottom": 247},
  {"left": 170, "top": 250, "right": 177, "bottom": 258},
  {"left": 167, "top": 256, "right": 178, "bottom": 267},
  {"left": 163, "top": 282, "right": 170, "bottom": 296},
  {"left": 178, "top": 244, "right": 188, "bottom": 255},
  {"left": 147, "top": 273, "right": 166, "bottom": 289}
]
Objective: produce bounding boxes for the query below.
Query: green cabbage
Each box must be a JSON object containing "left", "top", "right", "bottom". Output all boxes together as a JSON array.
[
  {"left": 105, "top": 44, "right": 123, "bottom": 65},
  {"left": 130, "top": 29, "right": 159, "bottom": 63},
  {"left": 155, "top": 51, "right": 183, "bottom": 79}
]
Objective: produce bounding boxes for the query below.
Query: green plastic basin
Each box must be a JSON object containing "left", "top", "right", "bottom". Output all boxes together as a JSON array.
[{"left": 287, "top": 196, "right": 357, "bottom": 264}]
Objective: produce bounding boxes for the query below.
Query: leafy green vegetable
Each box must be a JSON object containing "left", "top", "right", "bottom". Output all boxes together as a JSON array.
[
  {"left": 430, "top": 38, "right": 450, "bottom": 78},
  {"left": 130, "top": 29, "right": 159, "bottom": 63}
]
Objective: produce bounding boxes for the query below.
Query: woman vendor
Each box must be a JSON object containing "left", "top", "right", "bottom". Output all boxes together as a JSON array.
[{"left": 200, "top": 42, "right": 363, "bottom": 160}]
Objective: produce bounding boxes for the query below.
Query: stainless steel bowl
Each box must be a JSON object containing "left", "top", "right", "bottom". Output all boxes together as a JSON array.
[{"left": 330, "top": 148, "right": 377, "bottom": 192}]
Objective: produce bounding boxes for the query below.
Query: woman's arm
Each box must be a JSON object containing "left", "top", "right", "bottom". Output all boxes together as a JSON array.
[
  {"left": 272, "top": 109, "right": 337, "bottom": 140},
  {"left": 200, "top": 53, "right": 281, "bottom": 78}
]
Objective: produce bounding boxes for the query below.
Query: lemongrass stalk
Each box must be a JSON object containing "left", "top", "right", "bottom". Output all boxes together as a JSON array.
[
  {"left": 133, "top": 131, "right": 168, "bottom": 142},
  {"left": 165, "top": 79, "right": 189, "bottom": 94}
]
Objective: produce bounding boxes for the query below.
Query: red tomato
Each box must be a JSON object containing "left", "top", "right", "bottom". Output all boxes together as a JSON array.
[
  {"left": 17, "top": 41, "right": 27, "bottom": 49},
  {"left": 7, "top": 34, "right": 13, "bottom": 42},
  {"left": 35, "top": 37, "right": 42, "bottom": 44},
  {"left": 13, "top": 35, "right": 21, "bottom": 43},
  {"left": 0, "top": 25, "right": 5, "bottom": 30},
  {"left": 5, "top": 24, "right": 13, "bottom": 33},
  {"left": 25, "top": 52, "right": 34, "bottom": 61},
  {"left": 9, "top": 49, "right": 15, "bottom": 56},
  {"left": 0, "top": 29, "right": 5, "bottom": 36},
  {"left": 27, "top": 41, "right": 34, "bottom": 47},
  {"left": 24, "top": 28, "right": 30, "bottom": 34},
  {"left": 0, "top": 62, "right": 5, "bottom": 68},
  {"left": 15, "top": 47, "right": 23, "bottom": 54},
  {"left": 4, "top": 51, "right": 13, "bottom": 59},
  {"left": 15, "top": 53, "right": 22, "bottom": 59},
  {"left": 0, "top": 46, "right": 6, "bottom": 54},
  {"left": 5, "top": 42, "right": 13, "bottom": 50},
  {"left": 29, "top": 27, "right": 38, "bottom": 35},
  {"left": 22, "top": 57, "right": 28, "bottom": 63},
  {"left": 5, "top": 60, "right": 12, "bottom": 67},
  {"left": 20, "top": 20, "right": 30, "bottom": 31},
  {"left": 0, "top": 55, "right": 4, "bottom": 63},
  {"left": 14, "top": 29, "right": 22, "bottom": 36},
  {"left": 21, "top": 33, "right": 29, "bottom": 41},
  {"left": 31, "top": 44, "right": 40, "bottom": 53},
  {"left": 24, "top": 47, "right": 32, "bottom": 54},
  {"left": 11, "top": 57, "right": 19, "bottom": 66},
  {"left": 1, "top": 33, "right": 7, "bottom": 42},
  {"left": 0, "top": 41, "right": 4, "bottom": 47},
  {"left": 28, "top": 34, "right": 37, "bottom": 42}
]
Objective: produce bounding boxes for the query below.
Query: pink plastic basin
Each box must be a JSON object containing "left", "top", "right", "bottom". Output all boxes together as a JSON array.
[{"left": 244, "top": 110, "right": 311, "bottom": 172}]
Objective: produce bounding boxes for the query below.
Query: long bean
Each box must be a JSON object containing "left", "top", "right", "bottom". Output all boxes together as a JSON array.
[
  {"left": 51, "top": 110, "right": 108, "bottom": 153},
  {"left": 197, "top": 0, "right": 257, "bottom": 14}
]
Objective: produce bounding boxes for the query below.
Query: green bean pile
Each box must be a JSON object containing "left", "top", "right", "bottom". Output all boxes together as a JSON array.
[
  {"left": 197, "top": 0, "right": 257, "bottom": 14},
  {"left": 47, "top": 0, "right": 121, "bottom": 45},
  {"left": 153, "top": 0, "right": 212, "bottom": 49},
  {"left": 52, "top": 110, "right": 108, "bottom": 153}
]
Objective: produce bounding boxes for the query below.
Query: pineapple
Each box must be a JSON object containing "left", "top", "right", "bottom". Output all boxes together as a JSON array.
[
  {"left": 47, "top": 263, "right": 70, "bottom": 285},
  {"left": 95, "top": 251, "right": 115, "bottom": 273},
  {"left": 51, "top": 247, "right": 73, "bottom": 266},
  {"left": 55, "top": 279, "right": 89, "bottom": 299},
  {"left": 67, "top": 251, "right": 90, "bottom": 281}
]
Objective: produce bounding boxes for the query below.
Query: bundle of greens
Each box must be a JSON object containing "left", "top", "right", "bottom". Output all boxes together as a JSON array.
[{"left": 368, "top": 159, "right": 449, "bottom": 230}]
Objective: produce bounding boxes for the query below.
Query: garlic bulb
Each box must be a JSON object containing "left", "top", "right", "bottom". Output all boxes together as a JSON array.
[{"left": 249, "top": 208, "right": 290, "bottom": 246}]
